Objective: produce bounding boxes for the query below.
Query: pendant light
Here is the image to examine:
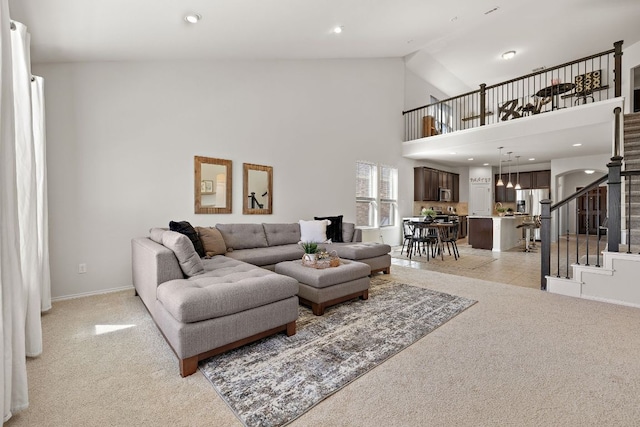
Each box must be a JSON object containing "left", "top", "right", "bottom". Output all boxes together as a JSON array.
[
  {"left": 514, "top": 156, "right": 521, "bottom": 190},
  {"left": 506, "top": 152, "right": 513, "bottom": 188},
  {"left": 496, "top": 147, "right": 504, "bottom": 186}
]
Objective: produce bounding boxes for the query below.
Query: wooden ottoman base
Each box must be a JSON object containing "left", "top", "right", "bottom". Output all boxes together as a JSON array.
[{"left": 299, "top": 289, "right": 369, "bottom": 316}]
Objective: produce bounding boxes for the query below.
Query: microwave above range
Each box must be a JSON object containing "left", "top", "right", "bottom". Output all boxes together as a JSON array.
[{"left": 439, "top": 188, "right": 452, "bottom": 202}]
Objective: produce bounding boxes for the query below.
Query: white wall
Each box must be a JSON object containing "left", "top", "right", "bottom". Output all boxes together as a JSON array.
[
  {"left": 35, "top": 58, "right": 410, "bottom": 299},
  {"left": 403, "top": 67, "right": 450, "bottom": 111}
]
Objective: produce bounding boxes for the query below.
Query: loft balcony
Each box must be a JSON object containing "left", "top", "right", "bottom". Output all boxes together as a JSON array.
[{"left": 402, "top": 42, "right": 623, "bottom": 166}]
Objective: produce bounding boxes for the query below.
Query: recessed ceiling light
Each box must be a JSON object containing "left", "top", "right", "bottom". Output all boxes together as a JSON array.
[
  {"left": 573, "top": 143, "right": 582, "bottom": 147},
  {"left": 449, "top": 152, "right": 456, "bottom": 155},
  {"left": 528, "top": 158, "right": 535, "bottom": 161},
  {"left": 585, "top": 170, "right": 595, "bottom": 174},
  {"left": 483, "top": 163, "right": 490, "bottom": 166},
  {"left": 333, "top": 26, "right": 343, "bottom": 34},
  {"left": 184, "top": 13, "right": 201, "bottom": 24},
  {"left": 467, "top": 158, "right": 474, "bottom": 161},
  {"left": 501, "top": 50, "right": 516, "bottom": 60}
]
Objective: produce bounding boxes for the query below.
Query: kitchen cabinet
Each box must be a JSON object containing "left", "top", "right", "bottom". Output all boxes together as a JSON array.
[
  {"left": 468, "top": 217, "right": 493, "bottom": 249},
  {"left": 514, "top": 170, "right": 550, "bottom": 189},
  {"left": 494, "top": 174, "right": 516, "bottom": 202},
  {"left": 414, "top": 167, "right": 459, "bottom": 202},
  {"left": 533, "top": 170, "right": 551, "bottom": 188},
  {"left": 452, "top": 174, "right": 460, "bottom": 202},
  {"left": 458, "top": 215, "right": 467, "bottom": 239},
  {"left": 517, "top": 172, "right": 532, "bottom": 189}
]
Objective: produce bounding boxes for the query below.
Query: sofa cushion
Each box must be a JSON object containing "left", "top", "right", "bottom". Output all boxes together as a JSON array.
[
  {"left": 149, "top": 227, "right": 166, "bottom": 244},
  {"left": 161, "top": 231, "right": 204, "bottom": 277},
  {"left": 157, "top": 256, "right": 298, "bottom": 323},
  {"left": 299, "top": 219, "right": 331, "bottom": 243},
  {"left": 342, "top": 222, "right": 355, "bottom": 242},
  {"left": 169, "top": 221, "right": 205, "bottom": 257},
  {"left": 224, "top": 244, "right": 303, "bottom": 266},
  {"left": 329, "top": 242, "right": 391, "bottom": 260},
  {"left": 196, "top": 226, "right": 227, "bottom": 257},
  {"left": 215, "top": 223, "right": 268, "bottom": 250},
  {"left": 314, "top": 215, "right": 343, "bottom": 242},
  {"left": 263, "top": 223, "right": 301, "bottom": 246}
]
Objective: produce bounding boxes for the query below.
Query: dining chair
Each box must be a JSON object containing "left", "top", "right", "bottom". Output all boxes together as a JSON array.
[
  {"left": 400, "top": 220, "right": 413, "bottom": 255},
  {"left": 438, "top": 223, "right": 460, "bottom": 260},
  {"left": 410, "top": 221, "right": 438, "bottom": 260}
]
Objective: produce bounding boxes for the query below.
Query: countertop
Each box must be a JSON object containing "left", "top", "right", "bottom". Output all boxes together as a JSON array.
[{"left": 468, "top": 215, "right": 522, "bottom": 219}]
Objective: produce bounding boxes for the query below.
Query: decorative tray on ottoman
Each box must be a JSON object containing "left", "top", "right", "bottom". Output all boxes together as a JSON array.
[{"left": 301, "top": 250, "right": 341, "bottom": 269}]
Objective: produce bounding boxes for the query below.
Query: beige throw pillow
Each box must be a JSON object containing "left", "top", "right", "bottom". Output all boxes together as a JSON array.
[{"left": 196, "top": 226, "right": 227, "bottom": 257}]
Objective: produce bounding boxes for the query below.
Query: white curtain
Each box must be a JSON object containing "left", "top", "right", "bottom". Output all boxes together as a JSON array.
[{"left": 1, "top": 2, "right": 51, "bottom": 421}]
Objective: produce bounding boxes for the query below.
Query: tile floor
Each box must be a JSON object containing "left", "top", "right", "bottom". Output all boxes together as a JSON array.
[{"left": 390, "top": 235, "right": 609, "bottom": 290}]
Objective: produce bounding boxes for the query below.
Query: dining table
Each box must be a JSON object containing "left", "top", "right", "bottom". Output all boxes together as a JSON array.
[{"left": 408, "top": 220, "right": 456, "bottom": 261}]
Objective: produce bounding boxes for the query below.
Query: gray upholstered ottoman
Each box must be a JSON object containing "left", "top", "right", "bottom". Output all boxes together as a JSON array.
[{"left": 275, "top": 260, "right": 371, "bottom": 315}]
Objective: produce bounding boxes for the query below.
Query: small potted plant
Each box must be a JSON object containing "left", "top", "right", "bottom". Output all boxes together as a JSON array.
[
  {"left": 496, "top": 207, "right": 507, "bottom": 216},
  {"left": 420, "top": 207, "right": 437, "bottom": 221},
  {"left": 300, "top": 242, "right": 318, "bottom": 263}
]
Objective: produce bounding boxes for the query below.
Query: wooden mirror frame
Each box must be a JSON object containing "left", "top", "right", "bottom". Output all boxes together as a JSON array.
[
  {"left": 194, "top": 156, "right": 232, "bottom": 214},
  {"left": 243, "top": 163, "right": 273, "bottom": 215}
]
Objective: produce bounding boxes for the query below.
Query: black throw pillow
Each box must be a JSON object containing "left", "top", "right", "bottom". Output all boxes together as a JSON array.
[
  {"left": 314, "top": 215, "right": 344, "bottom": 243},
  {"left": 169, "top": 220, "right": 205, "bottom": 257}
]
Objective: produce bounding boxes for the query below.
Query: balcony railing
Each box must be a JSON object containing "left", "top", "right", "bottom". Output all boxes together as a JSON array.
[{"left": 403, "top": 41, "right": 623, "bottom": 142}]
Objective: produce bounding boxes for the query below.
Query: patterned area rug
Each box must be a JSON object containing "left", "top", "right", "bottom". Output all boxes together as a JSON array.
[{"left": 199, "top": 277, "right": 476, "bottom": 427}]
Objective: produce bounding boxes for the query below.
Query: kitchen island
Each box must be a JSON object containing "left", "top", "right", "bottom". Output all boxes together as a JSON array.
[{"left": 468, "top": 215, "right": 525, "bottom": 252}]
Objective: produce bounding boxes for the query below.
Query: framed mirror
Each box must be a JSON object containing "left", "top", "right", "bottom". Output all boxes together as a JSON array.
[
  {"left": 194, "top": 156, "right": 232, "bottom": 214},
  {"left": 243, "top": 163, "right": 273, "bottom": 215}
]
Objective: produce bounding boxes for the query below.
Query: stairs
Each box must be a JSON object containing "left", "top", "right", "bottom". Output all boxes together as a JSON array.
[
  {"left": 547, "top": 250, "right": 640, "bottom": 308},
  {"left": 623, "top": 112, "right": 640, "bottom": 245}
]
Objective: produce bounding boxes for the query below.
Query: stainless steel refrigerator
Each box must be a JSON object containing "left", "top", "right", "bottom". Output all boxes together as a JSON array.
[{"left": 516, "top": 189, "right": 550, "bottom": 240}]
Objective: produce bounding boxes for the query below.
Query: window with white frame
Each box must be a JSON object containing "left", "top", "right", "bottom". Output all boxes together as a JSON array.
[{"left": 356, "top": 161, "right": 398, "bottom": 228}]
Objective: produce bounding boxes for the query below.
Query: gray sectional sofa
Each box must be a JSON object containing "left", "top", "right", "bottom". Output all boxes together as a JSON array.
[{"left": 131, "top": 221, "right": 391, "bottom": 376}]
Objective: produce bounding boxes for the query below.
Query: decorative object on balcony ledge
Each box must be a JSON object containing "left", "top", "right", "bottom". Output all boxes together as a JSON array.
[{"left": 496, "top": 147, "right": 504, "bottom": 186}]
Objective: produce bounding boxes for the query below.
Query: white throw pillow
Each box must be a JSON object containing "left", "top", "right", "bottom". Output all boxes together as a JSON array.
[{"left": 299, "top": 219, "right": 331, "bottom": 243}]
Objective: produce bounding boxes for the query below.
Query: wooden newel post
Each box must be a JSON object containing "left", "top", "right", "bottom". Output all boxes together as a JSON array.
[
  {"left": 479, "top": 83, "right": 486, "bottom": 126},
  {"left": 607, "top": 156, "right": 623, "bottom": 253},
  {"left": 614, "top": 40, "right": 623, "bottom": 98},
  {"left": 540, "top": 199, "right": 552, "bottom": 290}
]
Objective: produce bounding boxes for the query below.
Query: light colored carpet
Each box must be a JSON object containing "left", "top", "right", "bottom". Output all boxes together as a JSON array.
[{"left": 7, "top": 266, "right": 640, "bottom": 426}]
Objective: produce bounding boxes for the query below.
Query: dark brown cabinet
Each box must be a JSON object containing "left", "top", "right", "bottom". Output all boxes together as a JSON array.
[
  {"left": 458, "top": 215, "right": 467, "bottom": 239},
  {"left": 495, "top": 174, "right": 516, "bottom": 202},
  {"left": 468, "top": 217, "right": 493, "bottom": 249},
  {"left": 452, "top": 174, "right": 460, "bottom": 202},
  {"left": 517, "top": 172, "right": 532, "bottom": 189},
  {"left": 496, "top": 170, "right": 551, "bottom": 201},
  {"left": 533, "top": 170, "right": 551, "bottom": 188},
  {"left": 414, "top": 167, "right": 459, "bottom": 202}
]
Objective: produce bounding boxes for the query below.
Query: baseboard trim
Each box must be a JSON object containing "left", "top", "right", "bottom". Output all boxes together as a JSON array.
[{"left": 51, "top": 285, "right": 134, "bottom": 302}]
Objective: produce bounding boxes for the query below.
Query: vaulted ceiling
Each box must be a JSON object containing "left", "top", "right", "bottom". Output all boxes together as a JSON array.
[{"left": 8, "top": 0, "right": 640, "bottom": 93}]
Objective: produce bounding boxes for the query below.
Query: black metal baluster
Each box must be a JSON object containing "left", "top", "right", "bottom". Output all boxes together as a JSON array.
[
  {"left": 556, "top": 209, "right": 561, "bottom": 278},
  {"left": 565, "top": 204, "right": 570, "bottom": 278},
  {"left": 576, "top": 199, "right": 580, "bottom": 264},
  {"left": 628, "top": 173, "right": 632, "bottom": 254},
  {"left": 585, "top": 191, "right": 590, "bottom": 266},
  {"left": 596, "top": 184, "right": 601, "bottom": 267}
]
